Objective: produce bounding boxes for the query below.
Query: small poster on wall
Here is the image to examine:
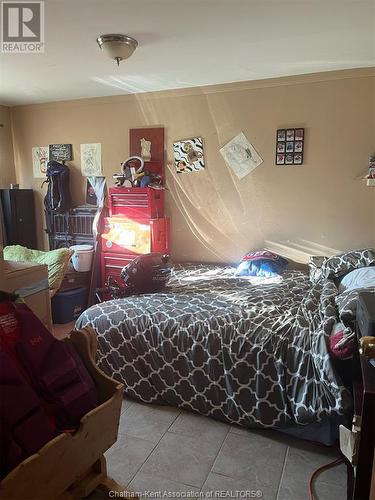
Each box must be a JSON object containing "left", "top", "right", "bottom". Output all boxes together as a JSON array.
[
  {"left": 173, "top": 137, "right": 205, "bottom": 173},
  {"left": 80, "top": 143, "right": 102, "bottom": 176},
  {"left": 220, "top": 132, "right": 263, "bottom": 179},
  {"left": 49, "top": 143, "right": 73, "bottom": 162},
  {"left": 32, "top": 146, "right": 49, "bottom": 178}
]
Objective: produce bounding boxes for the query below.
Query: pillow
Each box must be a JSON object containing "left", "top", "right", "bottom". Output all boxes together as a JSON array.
[
  {"left": 309, "top": 248, "right": 375, "bottom": 282},
  {"left": 4, "top": 245, "right": 73, "bottom": 297},
  {"left": 338, "top": 266, "right": 375, "bottom": 293},
  {"left": 235, "top": 250, "right": 288, "bottom": 277}
]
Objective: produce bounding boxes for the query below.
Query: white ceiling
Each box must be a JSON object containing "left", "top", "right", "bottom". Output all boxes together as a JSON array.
[{"left": 1, "top": 0, "right": 374, "bottom": 106}]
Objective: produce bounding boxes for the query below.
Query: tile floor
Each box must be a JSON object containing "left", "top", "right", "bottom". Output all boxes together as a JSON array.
[{"left": 104, "top": 397, "right": 347, "bottom": 500}]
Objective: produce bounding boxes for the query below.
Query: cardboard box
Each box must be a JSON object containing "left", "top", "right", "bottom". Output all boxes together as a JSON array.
[{"left": 2, "top": 260, "right": 53, "bottom": 331}]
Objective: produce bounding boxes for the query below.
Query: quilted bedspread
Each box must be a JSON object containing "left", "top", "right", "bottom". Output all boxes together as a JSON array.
[{"left": 76, "top": 264, "right": 352, "bottom": 429}]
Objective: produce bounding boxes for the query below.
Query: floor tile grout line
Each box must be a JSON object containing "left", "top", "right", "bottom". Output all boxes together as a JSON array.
[
  {"left": 109, "top": 430, "right": 159, "bottom": 450},
  {"left": 200, "top": 424, "right": 232, "bottom": 491},
  {"left": 128, "top": 407, "right": 231, "bottom": 492},
  {"left": 167, "top": 426, "right": 230, "bottom": 439},
  {"left": 118, "top": 400, "right": 181, "bottom": 442},
  {"left": 125, "top": 408, "right": 182, "bottom": 487},
  {"left": 275, "top": 446, "right": 289, "bottom": 500},
  {"left": 160, "top": 410, "right": 233, "bottom": 491},
  {"left": 120, "top": 402, "right": 134, "bottom": 415}
]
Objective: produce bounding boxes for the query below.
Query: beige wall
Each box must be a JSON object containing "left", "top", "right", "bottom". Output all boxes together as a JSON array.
[
  {"left": 0, "top": 105, "right": 16, "bottom": 188},
  {"left": 10, "top": 68, "right": 375, "bottom": 262}
]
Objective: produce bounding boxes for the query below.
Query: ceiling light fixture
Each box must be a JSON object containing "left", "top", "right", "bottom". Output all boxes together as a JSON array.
[{"left": 96, "top": 34, "right": 138, "bottom": 66}]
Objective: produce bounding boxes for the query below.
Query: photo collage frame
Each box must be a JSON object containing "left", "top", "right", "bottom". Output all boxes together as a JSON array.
[{"left": 275, "top": 128, "right": 304, "bottom": 165}]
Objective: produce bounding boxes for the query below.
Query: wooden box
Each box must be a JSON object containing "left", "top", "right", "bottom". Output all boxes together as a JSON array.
[{"left": 0, "top": 327, "right": 130, "bottom": 500}]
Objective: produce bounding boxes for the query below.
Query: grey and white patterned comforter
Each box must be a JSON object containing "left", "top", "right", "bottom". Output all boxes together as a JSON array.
[{"left": 76, "top": 264, "right": 352, "bottom": 429}]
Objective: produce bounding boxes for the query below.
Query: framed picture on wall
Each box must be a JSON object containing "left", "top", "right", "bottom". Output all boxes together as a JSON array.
[
  {"left": 49, "top": 143, "right": 73, "bottom": 162},
  {"left": 295, "top": 128, "right": 304, "bottom": 141},
  {"left": 276, "top": 154, "right": 285, "bottom": 165},
  {"left": 286, "top": 129, "right": 295, "bottom": 141},
  {"left": 285, "top": 153, "right": 294, "bottom": 165},
  {"left": 275, "top": 128, "right": 305, "bottom": 166},
  {"left": 277, "top": 129, "right": 286, "bottom": 141},
  {"left": 294, "top": 153, "right": 303, "bottom": 164}
]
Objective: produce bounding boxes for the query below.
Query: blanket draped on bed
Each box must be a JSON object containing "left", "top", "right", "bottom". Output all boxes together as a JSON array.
[{"left": 76, "top": 264, "right": 352, "bottom": 429}]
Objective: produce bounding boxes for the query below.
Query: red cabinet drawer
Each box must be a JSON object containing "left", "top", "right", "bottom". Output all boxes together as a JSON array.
[
  {"left": 109, "top": 187, "right": 164, "bottom": 218},
  {"left": 101, "top": 217, "right": 170, "bottom": 255},
  {"left": 101, "top": 252, "right": 135, "bottom": 285}
]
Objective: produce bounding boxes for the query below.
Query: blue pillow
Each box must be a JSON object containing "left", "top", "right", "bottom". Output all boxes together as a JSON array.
[{"left": 235, "top": 251, "right": 288, "bottom": 277}]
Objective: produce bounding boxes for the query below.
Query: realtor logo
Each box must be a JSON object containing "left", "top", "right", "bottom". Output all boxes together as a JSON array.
[{"left": 1, "top": 1, "right": 44, "bottom": 53}]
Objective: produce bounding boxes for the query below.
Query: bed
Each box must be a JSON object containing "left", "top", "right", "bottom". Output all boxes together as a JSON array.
[{"left": 75, "top": 262, "right": 358, "bottom": 442}]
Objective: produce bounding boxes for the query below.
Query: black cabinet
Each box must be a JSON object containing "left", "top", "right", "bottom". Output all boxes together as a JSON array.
[{"left": 0, "top": 189, "right": 37, "bottom": 249}]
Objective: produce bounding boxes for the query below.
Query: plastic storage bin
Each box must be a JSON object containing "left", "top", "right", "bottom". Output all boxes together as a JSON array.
[{"left": 51, "top": 287, "right": 88, "bottom": 324}]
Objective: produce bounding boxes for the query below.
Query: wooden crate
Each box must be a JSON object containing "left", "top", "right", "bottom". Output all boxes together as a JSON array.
[{"left": 0, "top": 327, "right": 133, "bottom": 500}]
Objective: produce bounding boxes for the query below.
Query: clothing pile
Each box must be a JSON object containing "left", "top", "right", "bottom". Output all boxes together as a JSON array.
[{"left": 0, "top": 292, "right": 98, "bottom": 479}]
